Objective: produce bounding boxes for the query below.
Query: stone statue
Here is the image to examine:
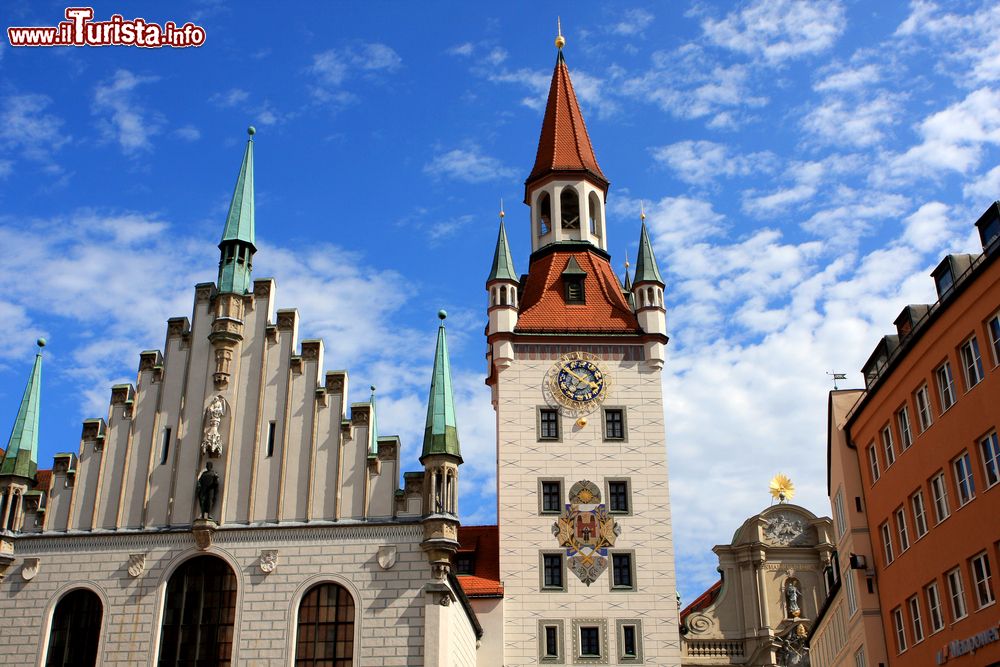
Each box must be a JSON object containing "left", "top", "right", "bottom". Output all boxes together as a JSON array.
[
  {"left": 785, "top": 578, "right": 802, "bottom": 618},
  {"left": 201, "top": 395, "right": 226, "bottom": 457},
  {"left": 197, "top": 462, "right": 219, "bottom": 519}
]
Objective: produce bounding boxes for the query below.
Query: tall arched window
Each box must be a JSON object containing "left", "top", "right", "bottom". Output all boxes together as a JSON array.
[
  {"left": 538, "top": 193, "right": 552, "bottom": 235},
  {"left": 588, "top": 192, "right": 602, "bottom": 236},
  {"left": 159, "top": 555, "right": 237, "bottom": 666},
  {"left": 46, "top": 588, "right": 103, "bottom": 666},
  {"left": 296, "top": 583, "right": 356, "bottom": 666},
  {"left": 561, "top": 188, "right": 580, "bottom": 229}
]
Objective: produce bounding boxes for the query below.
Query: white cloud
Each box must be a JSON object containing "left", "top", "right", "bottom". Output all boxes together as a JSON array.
[
  {"left": 423, "top": 144, "right": 518, "bottom": 184},
  {"left": 209, "top": 88, "right": 249, "bottom": 108},
  {"left": 0, "top": 94, "right": 67, "bottom": 165},
  {"left": 701, "top": 0, "right": 846, "bottom": 63},
  {"left": 814, "top": 63, "right": 881, "bottom": 92},
  {"left": 310, "top": 43, "right": 401, "bottom": 101},
  {"left": 894, "top": 2, "right": 1000, "bottom": 86},
  {"left": 964, "top": 164, "right": 1000, "bottom": 202},
  {"left": 174, "top": 125, "right": 201, "bottom": 141},
  {"left": 901, "top": 201, "right": 955, "bottom": 253},
  {"left": 447, "top": 42, "right": 474, "bottom": 57},
  {"left": 612, "top": 9, "right": 654, "bottom": 36},
  {"left": 93, "top": 70, "right": 161, "bottom": 154},
  {"left": 802, "top": 93, "right": 901, "bottom": 148}
]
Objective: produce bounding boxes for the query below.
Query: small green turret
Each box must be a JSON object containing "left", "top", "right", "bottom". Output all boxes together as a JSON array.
[{"left": 217, "top": 126, "right": 256, "bottom": 295}]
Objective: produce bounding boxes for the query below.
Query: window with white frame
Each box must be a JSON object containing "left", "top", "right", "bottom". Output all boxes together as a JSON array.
[
  {"left": 880, "top": 521, "right": 894, "bottom": 565},
  {"left": 897, "top": 405, "right": 913, "bottom": 450},
  {"left": 845, "top": 568, "right": 858, "bottom": 616},
  {"left": 834, "top": 489, "right": 846, "bottom": 539},
  {"left": 953, "top": 451, "right": 975, "bottom": 506},
  {"left": 853, "top": 646, "right": 866, "bottom": 667},
  {"left": 916, "top": 385, "right": 934, "bottom": 431},
  {"left": 908, "top": 596, "right": 924, "bottom": 644},
  {"left": 895, "top": 507, "right": 910, "bottom": 552},
  {"left": 960, "top": 337, "right": 985, "bottom": 389},
  {"left": 936, "top": 361, "right": 957, "bottom": 411},
  {"left": 911, "top": 490, "right": 928, "bottom": 539},
  {"left": 927, "top": 582, "right": 945, "bottom": 633},
  {"left": 892, "top": 607, "right": 907, "bottom": 653},
  {"left": 971, "top": 552, "right": 995, "bottom": 609},
  {"left": 868, "top": 444, "right": 880, "bottom": 482},
  {"left": 947, "top": 567, "right": 968, "bottom": 621},
  {"left": 980, "top": 432, "right": 1000, "bottom": 489},
  {"left": 882, "top": 426, "right": 896, "bottom": 467},
  {"left": 988, "top": 314, "right": 1000, "bottom": 366},
  {"left": 930, "top": 472, "right": 950, "bottom": 523}
]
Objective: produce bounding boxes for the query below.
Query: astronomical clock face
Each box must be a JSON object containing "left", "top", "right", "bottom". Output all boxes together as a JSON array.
[{"left": 545, "top": 351, "right": 611, "bottom": 416}]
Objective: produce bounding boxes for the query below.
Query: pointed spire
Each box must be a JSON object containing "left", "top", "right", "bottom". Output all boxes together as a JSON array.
[
  {"left": 368, "top": 385, "right": 379, "bottom": 458},
  {"left": 525, "top": 31, "right": 608, "bottom": 197},
  {"left": 421, "top": 311, "right": 461, "bottom": 462},
  {"left": 623, "top": 259, "right": 632, "bottom": 291},
  {"left": 634, "top": 218, "right": 664, "bottom": 285},
  {"left": 220, "top": 126, "right": 256, "bottom": 249},
  {"left": 488, "top": 203, "right": 518, "bottom": 283},
  {"left": 1, "top": 339, "right": 45, "bottom": 480}
]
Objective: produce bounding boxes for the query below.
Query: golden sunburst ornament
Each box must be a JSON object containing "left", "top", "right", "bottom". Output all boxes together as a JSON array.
[{"left": 769, "top": 474, "right": 795, "bottom": 503}]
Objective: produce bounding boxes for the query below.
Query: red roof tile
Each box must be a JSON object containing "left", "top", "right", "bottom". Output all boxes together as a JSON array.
[
  {"left": 526, "top": 53, "right": 607, "bottom": 192},
  {"left": 455, "top": 525, "right": 503, "bottom": 598},
  {"left": 515, "top": 249, "right": 640, "bottom": 333},
  {"left": 35, "top": 469, "right": 52, "bottom": 492},
  {"left": 680, "top": 579, "right": 722, "bottom": 622}
]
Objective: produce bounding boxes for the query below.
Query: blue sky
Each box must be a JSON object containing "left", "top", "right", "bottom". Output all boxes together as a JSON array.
[{"left": 2, "top": 1, "right": 999, "bottom": 604}]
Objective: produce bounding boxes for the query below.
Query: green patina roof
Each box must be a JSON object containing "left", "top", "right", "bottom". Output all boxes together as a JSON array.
[
  {"left": 562, "top": 256, "right": 587, "bottom": 276},
  {"left": 623, "top": 263, "right": 632, "bottom": 291},
  {"left": 487, "top": 219, "right": 517, "bottom": 283},
  {"left": 220, "top": 129, "right": 256, "bottom": 250},
  {"left": 634, "top": 221, "right": 663, "bottom": 284},
  {"left": 1, "top": 350, "right": 42, "bottom": 479},
  {"left": 421, "top": 313, "right": 462, "bottom": 462}
]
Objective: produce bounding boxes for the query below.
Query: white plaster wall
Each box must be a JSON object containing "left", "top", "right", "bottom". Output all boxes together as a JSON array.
[{"left": 471, "top": 597, "right": 503, "bottom": 666}]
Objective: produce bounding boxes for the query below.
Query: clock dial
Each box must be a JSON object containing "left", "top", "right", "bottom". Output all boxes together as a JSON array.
[{"left": 545, "top": 352, "right": 611, "bottom": 415}]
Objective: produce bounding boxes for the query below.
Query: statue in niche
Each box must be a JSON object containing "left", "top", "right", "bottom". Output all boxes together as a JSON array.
[
  {"left": 201, "top": 395, "right": 227, "bottom": 457},
  {"left": 197, "top": 462, "right": 219, "bottom": 520},
  {"left": 785, "top": 578, "right": 803, "bottom": 618}
]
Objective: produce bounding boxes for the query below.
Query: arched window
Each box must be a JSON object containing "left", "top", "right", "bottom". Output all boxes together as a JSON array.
[
  {"left": 46, "top": 588, "right": 103, "bottom": 666},
  {"left": 296, "top": 583, "right": 355, "bottom": 666},
  {"left": 588, "top": 192, "right": 602, "bottom": 236},
  {"left": 159, "top": 555, "right": 237, "bottom": 666},
  {"left": 538, "top": 193, "right": 552, "bottom": 235},
  {"left": 561, "top": 188, "right": 580, "bottom": 229}
]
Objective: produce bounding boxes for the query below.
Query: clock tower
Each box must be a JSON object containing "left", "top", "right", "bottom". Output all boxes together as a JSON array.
[{"left": 486, "top": 33, "right": 681, "bottom": 666}]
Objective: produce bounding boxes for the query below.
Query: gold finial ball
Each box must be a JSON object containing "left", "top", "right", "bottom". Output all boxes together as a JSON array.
[{"left": 555, "top": 34, "right": 566, "bottom": 49}]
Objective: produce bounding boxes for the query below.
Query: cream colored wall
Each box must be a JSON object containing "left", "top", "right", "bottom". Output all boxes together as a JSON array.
[
  {"left": 471, "top": 597, "right": 503, "bottom": 666},
  {"left": 496, "top": 348, "right": 681, "bottom": 666}
]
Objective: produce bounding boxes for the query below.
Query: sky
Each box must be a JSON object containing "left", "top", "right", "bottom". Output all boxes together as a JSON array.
[{"left": 1, "top": 1, "right": 998, "bottom": 605}]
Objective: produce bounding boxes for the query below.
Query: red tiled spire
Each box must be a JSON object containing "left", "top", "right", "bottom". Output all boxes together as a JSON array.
[{"left": 526, "top": 52, "right": 608, "bottom": 197}]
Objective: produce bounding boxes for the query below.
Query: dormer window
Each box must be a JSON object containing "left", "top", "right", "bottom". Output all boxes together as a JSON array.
[
  {"left": 566, "top": 279, "right": 584, "bottom": 303},
  {"left": 561, "top": 187, "right": 580, "bottom": 230},
  {"left": 975, "top": 202, "right": 1000, "bottom": 250},
  {"left": 935, "top": 266, "right": 954, "bottom": 297},
  {"left": 562, "top": 257, "right": 587, "bottom": 303}
]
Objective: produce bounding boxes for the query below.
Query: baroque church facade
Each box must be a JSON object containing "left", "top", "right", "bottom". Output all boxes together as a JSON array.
[{"left": 0, "top": 36, "right": 682, "bottom": 666}]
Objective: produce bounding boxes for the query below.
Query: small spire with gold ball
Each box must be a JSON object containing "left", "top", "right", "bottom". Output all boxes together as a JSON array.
[{"left": 555, "top": 17, "right": 565, "bottom": 50}]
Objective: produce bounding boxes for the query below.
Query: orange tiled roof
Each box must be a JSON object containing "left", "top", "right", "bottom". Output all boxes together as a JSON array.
[
  {"left": 680, "top": 579, "right": 722, "bottom": 623},
  {"left": 515, "top": 249, "right": 640, "bottom": 333},
  {"left": 526, "top": 53, "right": 607, "bottom": 190},
  {"left": 455, "top": 525, "right": 503, "bottom": 598}
]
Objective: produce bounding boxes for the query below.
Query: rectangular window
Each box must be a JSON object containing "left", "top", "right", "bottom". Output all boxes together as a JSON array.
[
  {"left": 608, "top": 480, "right": 630, "bottom": 514},
  {"left": 539, "top": 409, "right": 560, "bottom": 440},
  {"left": 611, "top": 552, "right": 634, "bottom": 589},
  {"left": 916, "top": 385, "right": 934, "bottom": 432},
  {"left": 854, "top": 646, "right": 866, "bottom": 667},
  {"left": 881, "top": 521, "right": 894, "bottom": 565},
  {"left": 897, "top": 406, "right": 913, "bottom": 450},
  {"left": 160, "top": 426, "right": 172, "bottom": 465},
  {"left": 911, "top": 490, "right": 928, "bottom": 539},
  {"left": 604, "top": 408, "right": 625, "bottom": 440},
  {"left": 845, "top": 569, "right": 858, "bottom": 616},
  {"left": 833, "top": 489, "right": 846, "bottom": 539},
  {"left": 892, "top": 607, "right": 907, "bottom": 653},
  {"left": 867, "top": 444, "right": 880, "bottom": 482},
  {"left": 542, "top": 553, "right": 564, "bottom": 590},
  {"left": 543, "top": 625, "right": 559, "bottom": 659},
  {"left": 454, "top": 554, "right": 474, "bottom": 575},
  {"left": 971, "top": 552, "right": 995, "bottom": 608},
  {"left": 981, "top": 432, "right": 1000, "bottom": 489},
  {"left": 882, "top": 426, "right": 896, "bottom": 467},
  {"left": 936, "top": 361, "right": 957, "bottom": 411},
  {"left": 931, "top": 472, "right": 950, "bottom": 523},
  {"left": 960, "top": 337, "right": 985, "bottom": 389},
  {"left": 953, "top": 451, "right": 975, "bottom": 506},
  {"left": 989, "top": 314, "right": 1000, "bottom": 366},
  {"left": 947, "top": 567, "right": 968, "bottom": 621},
  {"left": 621, "top": 625, "right": 637, "bottom": 658},
  {"left": 540, "top": 480, "right": 562, "bottom": 514},
  {"left": 579, "top": 627, "right": 600, "bottom": 657},
  {"left": 266, "top": 421, "right": 276, "bottom": 458},
  {"left": 927, "top": 582, "right": 945, "bottom": 633},
  {"left": 909, "top": 596, "right": 924, "bottom": 644},
  {"left": 895, "top": 507, "right": 910, "bottom": 552}
]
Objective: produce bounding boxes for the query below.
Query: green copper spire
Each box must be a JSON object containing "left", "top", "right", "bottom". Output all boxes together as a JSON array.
[
  {"left": 217, "top": 126, "right": 256, "bottom": 294},
  {"left": 633, "top": 221, "right": 664, "bottom": 285},
  {"left": 487, "top": 209, "right": 517, "bottom": 283},
  {"left": 368, "top": 385, "right": 379, "bottom": 458},
  {"left": 421, "top": 311, "right": 462, "bottom": 462},
  {"left": 623, "top": 260, "right": 633, "bottom": 291},
  {"left": 1, "top": 339, "right": 45, "bottom": 480}
]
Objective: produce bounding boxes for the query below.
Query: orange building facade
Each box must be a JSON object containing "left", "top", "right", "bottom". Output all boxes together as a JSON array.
[{"left": 838, "top": 203, "right": 1000, "bottom": 666}]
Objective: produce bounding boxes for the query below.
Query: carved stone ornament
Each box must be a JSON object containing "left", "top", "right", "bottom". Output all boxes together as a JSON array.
[
  {"left": 201, "top": 395, "right": 228, "bottom": 457},
  {"left": 258, "top": 550, "right": 278, "bottom": 574},
  {"left": 192, "top": 518, "right": 217, "bottom": 550},
  {"left": 21, "top": 557, "right": 40, "bottom": 581},
  {"left": 377, "top": 545, "right": 398, "bottom": 570},
  {"left": 128, "top": 553, "right": 146, "bottom": 578},
  {"left": 431, "top": 562, "right": 450, "bottom": 581},
  {"left": 763, "top": 513, "right": 808, "bottom": 546},
  {"left": 438, "top": 593, "right": 451, "bottom": 606},
  {"left": 775, "top": 623, "right": 811, "bottom": 666}
]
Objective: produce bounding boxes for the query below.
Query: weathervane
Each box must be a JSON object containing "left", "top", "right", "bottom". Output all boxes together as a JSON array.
[
  {"left": 769, "top": 474, "right": 795, "bottom": 504},
  {"left": 826, "top": 371, "right": 847, "bottom": 390}
]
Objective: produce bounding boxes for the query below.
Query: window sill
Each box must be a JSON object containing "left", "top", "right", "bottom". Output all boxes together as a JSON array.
[{"left": 975, "top": 599, "right": 997, "bottom": 612}]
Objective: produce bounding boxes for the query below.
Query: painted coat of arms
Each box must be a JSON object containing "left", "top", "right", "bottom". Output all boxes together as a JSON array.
[{"left": 551, "top": 480, "right": 621, "bottom": 585}]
